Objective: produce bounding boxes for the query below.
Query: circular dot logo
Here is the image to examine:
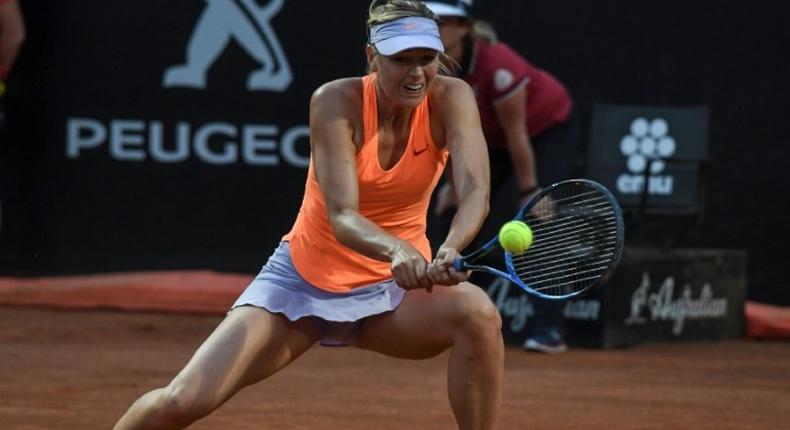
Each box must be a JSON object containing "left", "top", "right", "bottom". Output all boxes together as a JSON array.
[{"left": 620, "top": 117, "right": 676, "bottom": 174}]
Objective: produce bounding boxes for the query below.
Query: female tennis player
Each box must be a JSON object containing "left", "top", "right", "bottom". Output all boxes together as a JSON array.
[{"left": 113, "top": 1, "right": 502, "bottom": 429}]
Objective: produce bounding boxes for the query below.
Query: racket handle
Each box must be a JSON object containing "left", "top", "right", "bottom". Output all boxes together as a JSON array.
[{"left": 453, "top": 258, "right": 466, "bottom": 272}]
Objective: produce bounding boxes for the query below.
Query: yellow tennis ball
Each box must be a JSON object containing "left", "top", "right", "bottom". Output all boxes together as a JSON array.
[{"left": 498, "top": 220, "right": 533, "bottom": 255}]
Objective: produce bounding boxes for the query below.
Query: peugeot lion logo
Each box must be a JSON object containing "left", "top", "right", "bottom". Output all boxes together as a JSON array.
[{"left": 163, "top": 0, "right": 293, "bottom": 91}]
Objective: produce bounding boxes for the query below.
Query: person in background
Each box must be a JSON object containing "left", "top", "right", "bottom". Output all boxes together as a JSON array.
[
  {"left": 425, "top": 0, "right": 582, "bottom": 353},
  {"left": 0, "top": 0, "right": 24, "bottom": 96},
  {"left": 0, "top": 0, "right": 25, "bottom": 233}
]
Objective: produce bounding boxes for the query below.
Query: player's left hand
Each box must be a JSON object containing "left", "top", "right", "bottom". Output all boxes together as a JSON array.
[{"left": 390, "top": 240, "right": 433, "bottom": 291}]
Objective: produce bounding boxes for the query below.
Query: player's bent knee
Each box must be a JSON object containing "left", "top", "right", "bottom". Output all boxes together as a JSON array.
[
  {"left": 455, "top": 285, "right": 502, "bottom": 340},
  {"left": 155, "top": 382, "right": 216, "bottom": 425},
  {"left": 467, "top": 300, "right": 503, "bottom": 336}
]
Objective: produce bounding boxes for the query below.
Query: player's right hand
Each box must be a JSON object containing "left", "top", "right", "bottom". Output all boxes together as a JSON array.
[{"left": 389, "top": 241, "right": 432, "bottom": 291}]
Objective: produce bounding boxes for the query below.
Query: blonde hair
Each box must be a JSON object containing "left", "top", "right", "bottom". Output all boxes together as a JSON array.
[
  {"left": 367, "top": 0, "right": 438, "bottom": 27},
  {"left": 366, "top": 0, "right": 457, "bottom": 75}
]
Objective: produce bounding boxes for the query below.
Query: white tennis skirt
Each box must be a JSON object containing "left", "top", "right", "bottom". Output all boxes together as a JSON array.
[{"left": 230, "top": 242, "right": 406, "bottom": 345}]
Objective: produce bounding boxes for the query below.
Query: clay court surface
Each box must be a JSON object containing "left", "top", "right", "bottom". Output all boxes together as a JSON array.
[{"left": 0, "top": 307, "right": 788, "bottom": 429}]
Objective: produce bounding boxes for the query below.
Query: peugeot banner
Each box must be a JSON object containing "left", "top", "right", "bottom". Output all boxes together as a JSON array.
[{"left": 4, "top": 0, "right": 370, "bottom": 273}]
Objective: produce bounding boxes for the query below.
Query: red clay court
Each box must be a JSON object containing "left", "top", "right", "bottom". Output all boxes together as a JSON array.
[{"left": 1, "top": 272, "right": 789, "bottom": 429}]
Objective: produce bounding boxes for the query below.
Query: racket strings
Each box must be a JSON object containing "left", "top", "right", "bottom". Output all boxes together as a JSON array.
[
  {"left": 523, "top": 195, "right": 610, "bottom": 225},
  {"left": 527, "top": 209, "right": 616, "bottom": 248},
  {"left": 513, "top": 241, "right": 618, "bottom": 287},
  {"left": 512, "top": 184, "right": 620, "bottom": 296},
  {"left": 515, "top": 234, "right": 618, "bottom": 267},
  {"left": 531, "top": 273, "right": 612, "bottom": 292},
  {"left": 514, "top": 253, "right": 617, "bottom": 288}
]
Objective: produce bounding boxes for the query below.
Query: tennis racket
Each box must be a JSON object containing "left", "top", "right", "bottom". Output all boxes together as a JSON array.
[{"left": 454, "top": 179, "right": 624, "bottom": 300}]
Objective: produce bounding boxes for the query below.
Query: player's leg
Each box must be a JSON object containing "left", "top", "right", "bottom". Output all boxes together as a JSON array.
[
  {"left": 113, "top": 306, "right": 319, "bottom": 430},
  {"left": 355, "top": 283, "right": 503, "bottom": 430}
]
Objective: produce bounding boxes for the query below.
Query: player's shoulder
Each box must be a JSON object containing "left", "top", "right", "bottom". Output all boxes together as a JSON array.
[
  {"left": 431, "top": 75, "right": 475, "bottom": 101},
  {"left": 428, "top": 75, "right": 477, "bottom": 121},
  {"left": 311, "top": 77, "right": 363, "bottom": 108}
]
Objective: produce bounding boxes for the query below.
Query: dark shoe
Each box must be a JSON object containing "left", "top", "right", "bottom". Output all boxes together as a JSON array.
[{"left": 523, "top": 330, "right": 568, "bottom": 354}]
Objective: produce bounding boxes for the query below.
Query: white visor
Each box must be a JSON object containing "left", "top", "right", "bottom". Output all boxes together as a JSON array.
[
  {"left": 424, "top": 2, "right": 469, "bottom": 17},
  {"left": 370, "top": 17, "right": 444, "bottom": 55}
]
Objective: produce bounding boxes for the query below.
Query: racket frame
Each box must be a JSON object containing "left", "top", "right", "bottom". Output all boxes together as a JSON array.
[{"left": 453, "top": 179, "right": 625, "bottom": 300}]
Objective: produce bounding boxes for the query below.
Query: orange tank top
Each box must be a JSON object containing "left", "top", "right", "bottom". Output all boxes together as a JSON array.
[{"left": 283, "top": 74, "right": 449, "bottom": 292}]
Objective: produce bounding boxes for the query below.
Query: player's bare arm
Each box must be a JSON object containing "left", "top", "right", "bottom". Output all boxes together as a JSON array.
[{"left": 432, "top": 76, "right": 490, "bottom": 255}]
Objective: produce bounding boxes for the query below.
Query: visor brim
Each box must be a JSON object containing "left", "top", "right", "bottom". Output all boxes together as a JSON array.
[
  {"left": 424, "top": 3, "right": 468, "bottom": 17},
  {"left": 374, "top": 35, "right": 444, "bottom": 56}
]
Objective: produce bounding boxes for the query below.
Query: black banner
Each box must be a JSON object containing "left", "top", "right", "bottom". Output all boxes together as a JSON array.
[
  {"left": 482, "top": 247, "right": 746, "bottom": 348},
  {"left": 3, "top": 0, "right": 371, "bottom": 273},
  {"left": 588, "top": 104, "right": 708, "bottom": 211}
]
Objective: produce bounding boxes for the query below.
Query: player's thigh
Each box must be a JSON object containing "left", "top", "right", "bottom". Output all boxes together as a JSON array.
[
  {"left": 169, "top": 306, "right": 319, "bottom": 407},
  {"left": 355, "top": 282, "right": 498, "bottom": 359}
]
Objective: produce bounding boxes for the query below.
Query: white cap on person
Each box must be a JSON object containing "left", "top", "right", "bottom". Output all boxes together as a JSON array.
[
  {"left": 369, "top": 16, "right": 445, "bottom": 55},
  {"left": 423, "top": 0, "right": 472, "bottom": 18}
]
